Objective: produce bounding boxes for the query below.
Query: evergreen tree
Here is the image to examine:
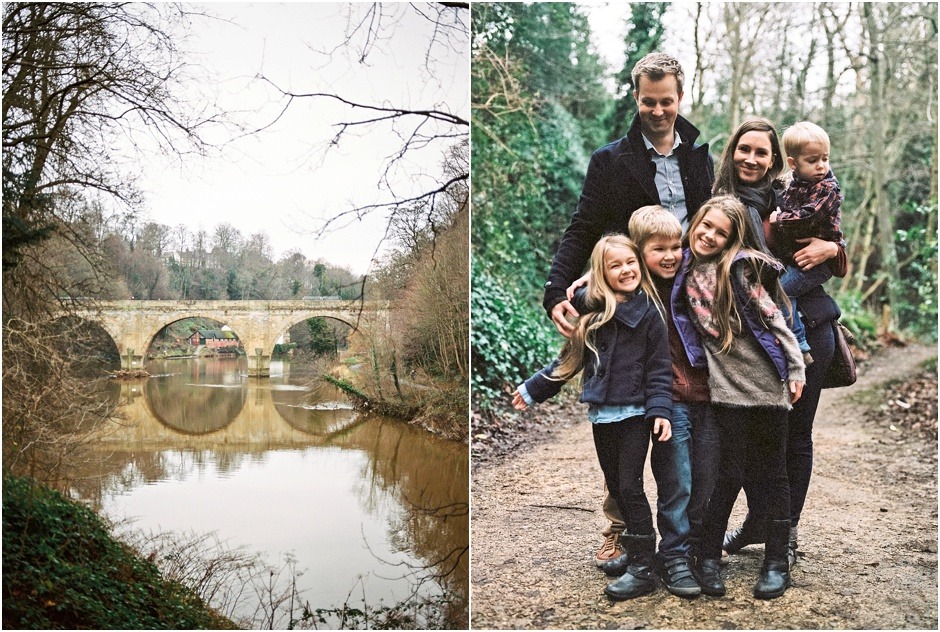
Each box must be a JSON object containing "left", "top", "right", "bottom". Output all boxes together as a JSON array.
[{"left": 608, "top": 3, "right": 669, "bottom": 141}]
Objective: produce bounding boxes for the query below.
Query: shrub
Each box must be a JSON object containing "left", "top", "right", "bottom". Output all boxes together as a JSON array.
[
  {"left": 834, "top": 289, "right": 880, "bottom": 350},
  {"left": 894, "top": 203, "right": 938, "bottom": 340},
  {"left": 471, "top": 261, "right": 559, "bottom": 410}
]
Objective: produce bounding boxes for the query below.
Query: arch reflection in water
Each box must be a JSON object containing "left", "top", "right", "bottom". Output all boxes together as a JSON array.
[
  {"left": 74, "top": 356, "right": 468, "bottom": 621},
  {"left": 144, "top": 358, "right": 247, "bottom": 434},
  {"left": 142, "top": 357, "right": 361, "bottom": 438},
  {"left": 269, "top": 363, "right": 360, "bottom": 436}
]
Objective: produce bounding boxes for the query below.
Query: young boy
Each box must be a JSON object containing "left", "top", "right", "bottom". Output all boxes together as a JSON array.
[
  {"left": 769, "top": 121, "right": 844, "bottom": 362},
  {"left": 588, "top": 206, "right": 719, "bottom": 599}
]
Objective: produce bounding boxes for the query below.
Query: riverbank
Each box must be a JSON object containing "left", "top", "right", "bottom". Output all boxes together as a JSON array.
[
  {"left": 2, "top": 471, "right": 236, "bottom": 630},
  {"left": 326, "top": 364, "right": 467, "bottom": 443}
]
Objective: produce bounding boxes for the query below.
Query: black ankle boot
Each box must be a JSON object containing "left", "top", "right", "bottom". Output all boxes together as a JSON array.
[
  {"left": 601, "top": 550, "right": 630, "bottom": 577},
  {"left": 694, "top": 558, "right": 725, "bottom": 597},
  {"left": 604, "top": 534, "right": 657, "bottom": 601},
  {"left": 754, "top": 519, "right": 792, "bottom": 599},
  {"left": 723, "top": 513, "right": 765, "bottom": 554}
]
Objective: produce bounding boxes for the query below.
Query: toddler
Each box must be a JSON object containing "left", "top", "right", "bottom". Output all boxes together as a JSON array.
[{"left": 769, "top": 121, "right": 844, "bottom": 361}]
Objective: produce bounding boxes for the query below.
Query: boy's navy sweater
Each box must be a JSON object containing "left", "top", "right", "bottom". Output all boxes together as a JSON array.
[{"left": 523, "top": 289, "right": 673, "bottom": 421}]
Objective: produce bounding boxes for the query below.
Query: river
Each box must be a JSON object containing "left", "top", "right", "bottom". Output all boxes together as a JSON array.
[{"left": 66, "top": 356, "right": 468, "bottom": 628}]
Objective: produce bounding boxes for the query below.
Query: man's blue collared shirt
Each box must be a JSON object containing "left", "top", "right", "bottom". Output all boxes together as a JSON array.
[{"left": 644, "top": 132, "right": 688, "bottom": 231}]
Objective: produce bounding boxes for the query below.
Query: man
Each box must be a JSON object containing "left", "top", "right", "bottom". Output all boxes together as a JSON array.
[
  {"left": 540, "top": 53, "right": 715, "bottom": 576},
  {"left": 543, "top": 52, "right": 714, "bottom": 336}
]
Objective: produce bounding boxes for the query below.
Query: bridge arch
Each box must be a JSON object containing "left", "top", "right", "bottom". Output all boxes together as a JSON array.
[{"left": 51, "top": 315, "right": 122, "bottom": 373}]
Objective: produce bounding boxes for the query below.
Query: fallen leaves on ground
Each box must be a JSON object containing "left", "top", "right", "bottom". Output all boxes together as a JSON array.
[
  {"left": 472, "top": 394, "right": 582, "bottom": 468},
  {"left": 875, "top": 366, "right": 938, "bottom": 440}
]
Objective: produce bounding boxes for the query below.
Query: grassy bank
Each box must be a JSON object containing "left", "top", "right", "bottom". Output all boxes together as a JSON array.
[
  {"left": 2, "top": 471, "right": 236, "bottom": 630},
  {"left": 324, "top": 372, "right": 467, "bottom": 442}
]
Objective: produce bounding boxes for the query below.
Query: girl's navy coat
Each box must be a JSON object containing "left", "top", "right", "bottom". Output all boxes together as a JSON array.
[{"left": 523, "top": 289, "right": 673, "bottom": 421}]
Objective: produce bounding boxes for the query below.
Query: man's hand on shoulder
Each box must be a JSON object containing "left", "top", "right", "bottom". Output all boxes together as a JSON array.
[
  {"left": 566, "top": 272, "right": 590, "bottom": 301},
  {"left": 551, "top": 300, "right": 579, "bottom": 337}
]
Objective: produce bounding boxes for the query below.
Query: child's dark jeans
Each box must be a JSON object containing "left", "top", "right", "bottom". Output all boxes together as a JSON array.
[{"left": 780, "top": 263, "right": 833, "bottom": 353}]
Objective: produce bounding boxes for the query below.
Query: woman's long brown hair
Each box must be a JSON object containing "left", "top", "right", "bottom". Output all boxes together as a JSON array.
[{"left": 712, "top": 117, "right": 785, "bottom": 197}]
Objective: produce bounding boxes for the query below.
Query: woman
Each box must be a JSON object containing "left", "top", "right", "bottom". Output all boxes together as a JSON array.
[{"left": 712, "top": 118, "right": 845, "bottom": 565}]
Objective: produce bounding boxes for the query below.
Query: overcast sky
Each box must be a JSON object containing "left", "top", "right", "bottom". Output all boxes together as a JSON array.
[{"left": 138, "top": 3, "right": 468, "bottom": 275}]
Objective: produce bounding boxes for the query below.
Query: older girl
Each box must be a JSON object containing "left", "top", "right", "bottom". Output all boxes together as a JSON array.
[
  {"left": 674, "top": 196, "right": 805, "bottom": 599},
  {"left": 512, "top": 234, "right": 677, "bottom": 601}
]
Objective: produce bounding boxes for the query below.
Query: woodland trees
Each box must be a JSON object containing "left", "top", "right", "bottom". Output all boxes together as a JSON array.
[
  {"left": 2, "top": 2, "right": 221, "bottom": 478},
  {"left": 471, "top": 2, "right": 937, "bottom": 409},
  {"left": 686, "top": 2, "right": 937, "bottom": 335}
]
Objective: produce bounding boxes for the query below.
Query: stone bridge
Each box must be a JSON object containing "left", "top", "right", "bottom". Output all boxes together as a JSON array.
[{"left": 70, "top": 299, "right": 390, "bottom": 376}]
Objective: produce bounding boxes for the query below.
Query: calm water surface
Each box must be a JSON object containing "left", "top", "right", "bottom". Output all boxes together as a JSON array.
[{"left": 69, "top": 357, "right": 467, "bottom": 627}]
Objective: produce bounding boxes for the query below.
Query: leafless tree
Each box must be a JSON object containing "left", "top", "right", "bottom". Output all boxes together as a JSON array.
[
  {"left": 2, "top": 2, "right": 226, "bottom": 479},
  {"left": 255, "top": 3, "right": 468, "bottom": 266}
]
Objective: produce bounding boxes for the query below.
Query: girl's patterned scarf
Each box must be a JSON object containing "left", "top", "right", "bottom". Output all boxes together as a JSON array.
[{"left": 686, "top": 257, "right": 782, "bottom": 339}]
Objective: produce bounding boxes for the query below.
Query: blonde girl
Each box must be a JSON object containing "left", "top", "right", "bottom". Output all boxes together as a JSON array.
[
  {"left": 512, "top": 234, "right": 674, "bottom": 602},
  {"left": 674, "top": 195, "right": 805, "bottom": 600}
]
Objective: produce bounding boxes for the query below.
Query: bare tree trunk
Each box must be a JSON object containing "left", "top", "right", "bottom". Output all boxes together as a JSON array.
[
  {"left": 722, "top": 3, "right": 772, "bottom": 130},
  {"left": 724, "top": 3, "right": 744, "bottom": 131},
  {"left": 691, "top": 3, "right": 707, "bottom": 121},
  {"left": 863, "top": 3, "right": 901, "bottom": 330},
  {"left": 851, "top": 203, "right": 877, "bottom": 295}
]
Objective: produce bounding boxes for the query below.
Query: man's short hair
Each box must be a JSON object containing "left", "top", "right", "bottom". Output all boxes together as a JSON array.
[
  {"left": 631, "top": 52, "right": 684, "bottom": 95},
  {"left": 628, "top": 205, "right": 682, "bottom": 249},
  {"left": 782, "top": 121, "right": 831, "bottom": 158}
]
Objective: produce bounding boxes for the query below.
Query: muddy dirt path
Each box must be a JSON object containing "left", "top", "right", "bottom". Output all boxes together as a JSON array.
[{"left": 471, "top": 343, "right": 938, "bottom": 630}]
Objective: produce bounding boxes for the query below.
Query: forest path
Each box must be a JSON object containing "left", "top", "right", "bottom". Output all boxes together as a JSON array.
[{"left": 470, "top": 342, "right": 937, "bottom": 629}]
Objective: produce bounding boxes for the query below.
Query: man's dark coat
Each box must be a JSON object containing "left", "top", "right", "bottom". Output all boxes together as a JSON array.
[{"left": 543, "top": 114, "right": 714, "bottom": 314}]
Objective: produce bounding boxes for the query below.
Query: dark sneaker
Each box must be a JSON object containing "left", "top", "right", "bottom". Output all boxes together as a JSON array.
[{"left": 660, "top": 558, "right": 701, "bottom": 598}]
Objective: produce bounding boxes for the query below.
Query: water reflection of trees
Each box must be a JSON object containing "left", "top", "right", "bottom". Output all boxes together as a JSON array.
[
  {"left": 332, "top": 419, "right": 469, "bottom": 604},
  {"left": 70, "top": 449, "right": 257, "bottom": 509},
  {"left": 67, "top": 357, "right": 469, "bottom": 617}
]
